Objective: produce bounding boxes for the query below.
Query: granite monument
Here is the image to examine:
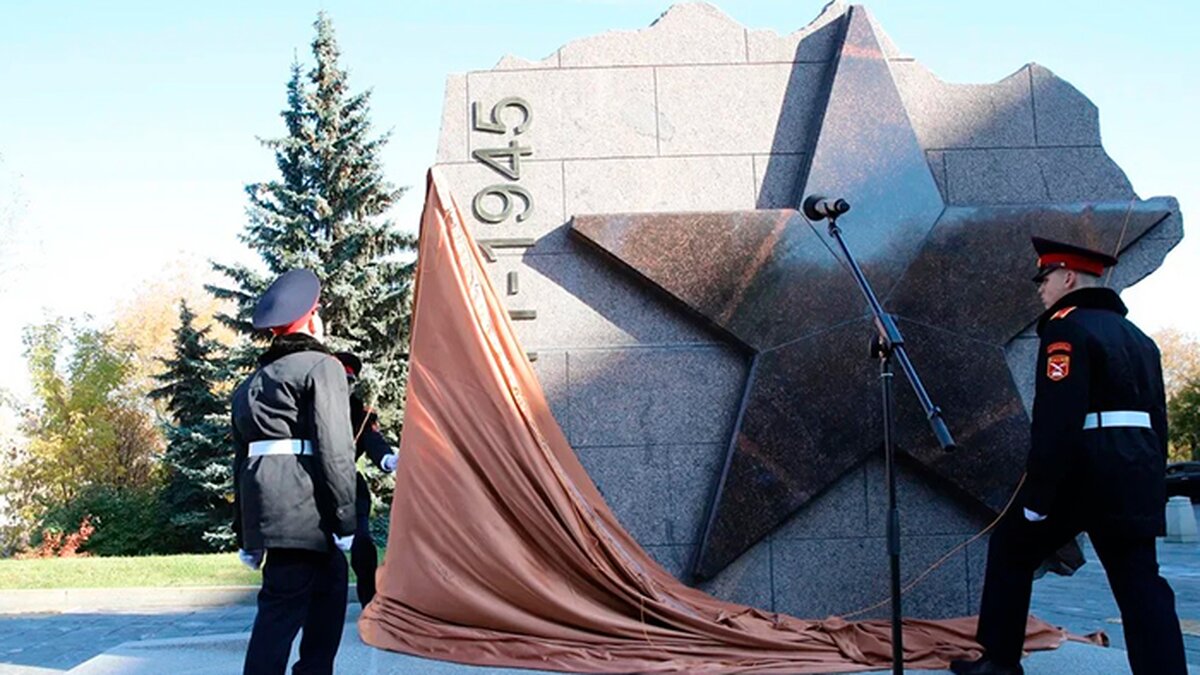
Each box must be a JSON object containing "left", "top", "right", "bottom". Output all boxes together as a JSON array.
[{"left": 430, "top": 1, "right": 1182, "bottom": 619}]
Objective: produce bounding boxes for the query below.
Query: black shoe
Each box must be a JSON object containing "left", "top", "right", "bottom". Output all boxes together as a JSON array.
[{"left": 948, "top": 656, "right": 1024, "bottom": 675}]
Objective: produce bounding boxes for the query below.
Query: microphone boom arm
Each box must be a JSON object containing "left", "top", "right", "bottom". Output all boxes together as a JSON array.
[{"left": 822, "top": 208, "right": 956, "bottom": 452}]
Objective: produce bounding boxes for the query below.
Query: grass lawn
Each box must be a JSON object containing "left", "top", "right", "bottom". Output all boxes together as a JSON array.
[{"left": 0, "top": 552, "right": 360, "bottom": 589}]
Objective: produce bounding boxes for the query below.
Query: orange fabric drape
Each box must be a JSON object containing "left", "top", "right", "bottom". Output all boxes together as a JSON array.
[{"left": 358, "top": 168, "right": 1086, "bottom": 672}]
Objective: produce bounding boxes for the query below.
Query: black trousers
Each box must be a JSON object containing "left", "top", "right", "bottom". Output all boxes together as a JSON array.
[
  {"left": 243, "top": 547, "right": 348, "bottom": 675},
  {"left": 350, "top": 512, "right": 377, "bottom": 606},
  {"left": 976, "top": 508, "right": 1185, "bottom": 674}
]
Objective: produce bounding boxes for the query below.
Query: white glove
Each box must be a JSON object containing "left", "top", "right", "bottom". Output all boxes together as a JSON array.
[
  {"left": 238, "top": 549, "right": 264, "bottom": 570},
  {"left": 1023, "top": 508, "right": 1047, "bottom": 522},
  {"left": 380, "top": 453, "right": 398, "bottom": 473},
  {"left": 333, "top": 533, "right": 354, "bottom": 552}
]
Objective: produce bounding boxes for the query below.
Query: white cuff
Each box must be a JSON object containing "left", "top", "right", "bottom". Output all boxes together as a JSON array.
[
  {"left": 1023, "top": 507, "right": 1047, "bottom": 522},
  {"left": 381, "top": 453, "right": 398, "bottom": 473},
  {"left": 238, "top": 549, "right": 263, "bottom": 570}
]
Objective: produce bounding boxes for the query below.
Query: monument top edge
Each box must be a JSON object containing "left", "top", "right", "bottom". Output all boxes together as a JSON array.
[{"left": 480, "top": 0, "right": 852, "bottom": 72}]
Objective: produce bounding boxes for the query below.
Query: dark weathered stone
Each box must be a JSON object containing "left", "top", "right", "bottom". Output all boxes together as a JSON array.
[
  {"left": 439, "top": 1, "right": 1183, "bottom": 615},
  {"left": 888, "top": 201, "right": 1171, "bottom": 343},
  {"left": 570, "top": 6, "right": 1180, "bottom": 580}
]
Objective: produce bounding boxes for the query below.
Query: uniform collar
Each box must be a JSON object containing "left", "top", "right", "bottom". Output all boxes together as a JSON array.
[
  {"left": 258, "top": 332, "right": 332, "bottom": 366},
  {"left": 1037, "top": 287, "right": 1127, "bottom": 332}
]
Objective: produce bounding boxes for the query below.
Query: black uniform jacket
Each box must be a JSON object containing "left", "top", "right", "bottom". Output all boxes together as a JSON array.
[
  {"left": 349, "top": 393, "right": 394, "bottom": 516},
  {"left": 231, "top": 334, "right": 357, "bottom": 552},
  {"left": 1023, "top": 287, "right": 1168, "bottom": 538}
]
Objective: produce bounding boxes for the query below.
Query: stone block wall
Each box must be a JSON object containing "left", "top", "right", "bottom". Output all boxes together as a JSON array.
[{"left": 430, "top": 1, "right": 1180, "bottom": 618}]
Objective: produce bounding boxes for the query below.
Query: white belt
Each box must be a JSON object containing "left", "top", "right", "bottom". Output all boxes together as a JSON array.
[
  {"left": 248, "top": 439, "right": 313, "bottom": 457},
  {"left": 1082, "top": 411, "right": 1151, "bottom": 430}
]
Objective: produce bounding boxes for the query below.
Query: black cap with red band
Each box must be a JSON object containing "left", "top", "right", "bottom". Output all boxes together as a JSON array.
[
  {"left": 252, "top": 269, "right": 321, "bottom": 332},
  {"left": 1031, "top": 236, "right": 1118, "bottom": 282}
]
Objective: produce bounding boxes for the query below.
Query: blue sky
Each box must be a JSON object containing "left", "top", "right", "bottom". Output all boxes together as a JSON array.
[{"left": 1, "top": 0, "right": 1197, "bottom": 398}]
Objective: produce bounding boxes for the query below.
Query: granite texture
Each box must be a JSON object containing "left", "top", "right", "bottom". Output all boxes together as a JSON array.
[
  {"left": 431, "top": 0, "right": 1183, "bottom": 617},
  {"left": 799, "top": 6, "right": 945, "bottom": 302},
  {"left": 772, "top": 534, "right": 972, "bottom": 620},
  {"left": 1035, "top": 146, "right": 1135, "bottom": 201},
  {"left": 644, "top": 542, "right": 774, "bottom": 610},
  {"left": 575, "top": 445, "right": 674, "bottom": 545},
  {"left": 573, "top": 210, "right": 867, "bottom": 350},
  {"left": 772, "top": 463, "right": 868, "bottom": 541},
  {"left": 656, "top": 63, "right": 828, "bottom": 156},
  {"left": 966, "top": 537, "right": 990, "bottom": 616},
  {"left": 926, "top": 150, "right": 948, "bottom": 201},
  {"left": 863, "top": 458, "right": 992, "bottom": 538},
  {"left": 891, "top": 62, "right": 1037, "bottom": 150},
  {"left": 566, "top": 346, "right": 745, "bottom": 448},
  {"left": 564, "top": 155, "right": 757, "bottom": 215},
  {"left": 574, "top": 442, "right": 724, "bottom": 548},
  {"left": 746, "top": 1, "right": 844, "bottom": 63},
  {"left": 667, "top": 442, "right": 726, "bottom": 545},
  {"left": 517, "top": 246, "right": 723, "bottom": 348},
  {"left": 1106, "top": 207, "right": 1184, "bottom": 290},
  {"left": 1004, "top": 335, "right": 1040, "bottom": 417},
  {"left": 435, "top": 74, "right": 468, "bottom": 163},
  {"left": 1030, "top": 64, "right": 1101, "bottom": 146},
  {"left": 753, "top": 153, "right": 806, "bottom": 208},
  {"left": 890, "top": 319, "right": 1031, "bottom": 513},
  {"left": 569, "top": 4, "right": 1180, "bottom": 582},
  {"left": 945, "top": 146, "right": 1135, "bottom": 205},
  {"left": 944, "top": 148, "right": 1048, "bottom": 205},
  {"left": 528, "top": 349, "right": 569, "bottom": 437},
  {"left": 435, "top": 160, "right": 566, "bottom": 253},
  {"left": 492, "top": 51, "right": 558, "bottom": 71},
  {"left": 559, "top": 3, "right": 747, "bottom": 68},
  {"left": 696, "top": 540, "right": 774, "bottom": 609},
  {"left": 466, "top": 68, "right": 658, "bottom": 160},
  {"left": 887, "top": 200, "right": 1174, "bottom": 343}
]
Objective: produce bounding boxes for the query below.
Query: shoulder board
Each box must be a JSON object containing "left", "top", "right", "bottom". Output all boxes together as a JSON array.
[{"left": 1050, "top": 306, "right": 1078, "bottom": 321}]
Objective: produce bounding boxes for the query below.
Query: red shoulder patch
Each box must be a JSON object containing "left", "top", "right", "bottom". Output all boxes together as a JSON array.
[
  {"left": 1046, "top": 354, "right": 1071, "bottom": 381},
  {"left": 1050, "top": 306, "right": 1078, "bottom": 321},
  {"left": 1046, "top": 341, "right": 1072, "bottom": 354}
]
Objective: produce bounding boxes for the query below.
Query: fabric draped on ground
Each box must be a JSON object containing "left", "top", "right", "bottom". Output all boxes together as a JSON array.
[{"left": 357, "top": 168, "right": 1089, "bottom": 673}]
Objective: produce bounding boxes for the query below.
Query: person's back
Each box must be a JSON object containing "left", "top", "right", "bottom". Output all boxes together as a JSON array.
[
  {"left": 332, "top": 351, "right": 399, "bottom": 606},
  {"left": 233, "top": 338, "right": 356, "bottom": 552},
  {"left": 1044, "top": 297, "right": 1168, "bottom": 538},
  {"left": 232, "top": 269, "right": 358, "bottom": 675}
]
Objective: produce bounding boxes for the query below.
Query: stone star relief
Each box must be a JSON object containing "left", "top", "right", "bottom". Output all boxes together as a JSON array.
[{"left": 571, "top": 7, "right": 1173, "bottom": 579}]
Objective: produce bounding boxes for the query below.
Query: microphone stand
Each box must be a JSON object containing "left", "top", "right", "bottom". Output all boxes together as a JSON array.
[{"left": 813, "top": 202, "right": 957, "bottom": 675}]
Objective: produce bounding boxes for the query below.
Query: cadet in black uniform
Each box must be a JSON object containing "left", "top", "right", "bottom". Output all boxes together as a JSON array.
[
  {"left": 951, "top": 239, "right": 1186, "bottom": 675},
  {"left": 332, "top": 351, "right": 397, "bottom": 606},
  {"left": 232, "top": 269, "right": 358, "bottom": 675}
]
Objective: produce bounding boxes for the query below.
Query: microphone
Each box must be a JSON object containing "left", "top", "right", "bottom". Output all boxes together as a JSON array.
[{"left": 802, "top": 195, "right": 850, "bottom": 221}]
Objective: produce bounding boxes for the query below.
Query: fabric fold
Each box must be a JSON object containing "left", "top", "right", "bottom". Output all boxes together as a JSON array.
[{"left": 358, "top": 168, "right": 1088, "bottom": 673}]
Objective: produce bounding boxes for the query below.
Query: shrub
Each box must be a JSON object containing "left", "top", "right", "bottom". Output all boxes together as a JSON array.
[
  {"left": 17, "top": 515, "right": 95, "bottom": 559},
  {"left": 34, "top": 485, "right": 175, "bottom": 556}
]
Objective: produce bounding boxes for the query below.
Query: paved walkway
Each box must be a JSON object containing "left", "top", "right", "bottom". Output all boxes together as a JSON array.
[
  {"left": 1032, "top": 534, "right": 1200, "bottom": 666},
  {"left": 1, "top": 534, "right": 1198, "bottom": 674}
]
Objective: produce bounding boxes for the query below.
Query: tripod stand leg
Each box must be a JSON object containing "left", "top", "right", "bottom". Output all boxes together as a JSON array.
[{"left": 881, "top": 353, "right": 904, "bottom": 674}]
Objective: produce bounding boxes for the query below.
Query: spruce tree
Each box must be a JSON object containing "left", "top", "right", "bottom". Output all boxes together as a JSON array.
[
  {"left": 150, "top": 302, "right": 234, "bottom": 551},
  {"left": 209, "top": 12, "right": 415, "bottom": 430}
]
